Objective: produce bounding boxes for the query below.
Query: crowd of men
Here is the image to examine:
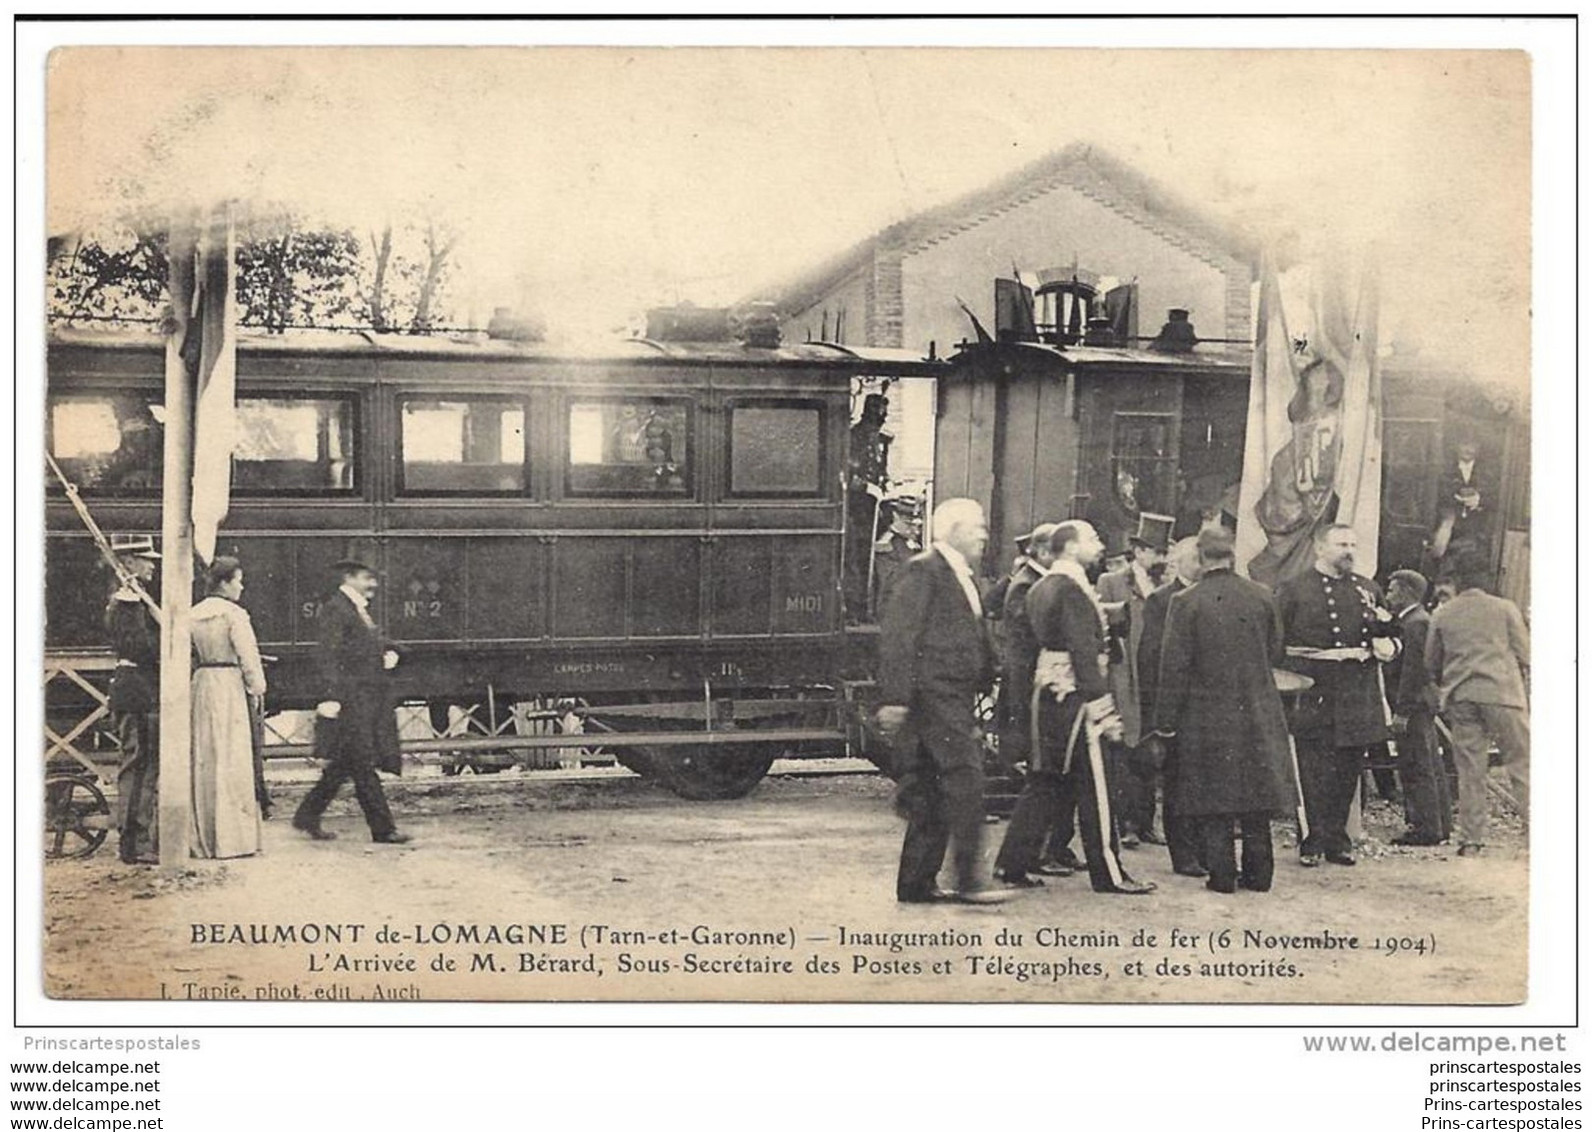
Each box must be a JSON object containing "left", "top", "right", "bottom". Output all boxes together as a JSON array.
[{"left": 874, "top": 498, "right": 1530, "bottom": 904}]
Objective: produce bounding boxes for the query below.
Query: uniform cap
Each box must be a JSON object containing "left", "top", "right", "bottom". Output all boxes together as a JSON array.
[{"left": 110, "top": 534, "right": 161, "bottom": 560}]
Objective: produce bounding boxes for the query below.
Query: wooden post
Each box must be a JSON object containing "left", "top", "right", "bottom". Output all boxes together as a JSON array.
[{"left": 157, "top": 215, "right": 197, "bottom": 869}]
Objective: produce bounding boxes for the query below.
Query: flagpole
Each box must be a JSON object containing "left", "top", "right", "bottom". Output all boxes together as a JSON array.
[{"left": 157, "top": 213, "right": 198, "bottom": 869}]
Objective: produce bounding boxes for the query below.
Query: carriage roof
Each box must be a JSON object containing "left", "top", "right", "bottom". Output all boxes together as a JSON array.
[{"left": 45, "top": 325, "right": 945, "bottom": 375}]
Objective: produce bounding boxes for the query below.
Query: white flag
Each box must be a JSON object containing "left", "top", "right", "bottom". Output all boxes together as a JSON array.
[{"left": 187, "top": 207, "right": 238, "bottom": 566}]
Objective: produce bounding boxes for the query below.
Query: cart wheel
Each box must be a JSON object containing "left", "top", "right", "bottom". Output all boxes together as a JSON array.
[
  {"left": 653, "top": 744, "right": 775, "bottom": 801},
  {"left": 44, "top": 773, "right": 110, "bottom": 860}
]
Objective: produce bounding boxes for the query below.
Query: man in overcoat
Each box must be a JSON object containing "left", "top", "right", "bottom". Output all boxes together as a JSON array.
[
  {"left": 1385, "top": 569, "right": 1452, "bottom": 846},
  {"left": 1152, "top": 530, "right": 1296, "bottom": 893},
  {"left": 875, "top": 499, "right": 1009, "bottom": 904},
  {"left": 1136, "top": 536, "right": 1205, "bottom": 876},
  {"left": 1275, "top": 524, "right": 1399, "bottom": 867},
  {"left": 292, "top": 559, "right": 410, "bottom": 844},
  {"left": 994, "top": 521, "right": 1154, "bottom": 895}
]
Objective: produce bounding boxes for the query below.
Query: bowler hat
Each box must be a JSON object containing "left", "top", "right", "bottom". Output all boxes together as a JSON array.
[{"left": 332, "top": 558, "right": 377, "bottom": 576}]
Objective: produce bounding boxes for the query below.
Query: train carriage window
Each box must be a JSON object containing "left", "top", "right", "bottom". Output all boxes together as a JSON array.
[
  {"left": 565, "top": 397, "right": 692, "bottom": 497},
  {"left": 399, "top": 396, "right": 527, "bottom": 495},
  {"left": 1109, "top": 412, "right": 1177, "bottom": 516},
  {"left": 234, "top": 396, "right": 357, "bottom": 493},
  {"left": 47, "top": 392, "right": 165, "bottom": 492},
  {"left": 727, "top": 401, "right": 824, "bottom": 496}
]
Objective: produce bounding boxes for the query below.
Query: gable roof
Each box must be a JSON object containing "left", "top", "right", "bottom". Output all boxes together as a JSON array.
[{"left": 754, "top": 141, "right": 1257, "bottom": 317}]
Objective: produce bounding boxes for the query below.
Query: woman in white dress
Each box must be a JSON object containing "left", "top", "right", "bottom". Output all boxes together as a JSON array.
[{"left": 190, "top": 556, "right": 265, "bottom": 859}]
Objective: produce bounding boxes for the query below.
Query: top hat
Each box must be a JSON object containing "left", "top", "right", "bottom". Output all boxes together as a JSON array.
[{"left": 110, "top": 534, "right": 161, "bottom": 560}]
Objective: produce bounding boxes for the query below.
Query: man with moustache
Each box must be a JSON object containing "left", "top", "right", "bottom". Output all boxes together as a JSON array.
[
  {"left": 875, "top": 499, "right": 1010, "bottom": 905},
  {"left": 994, "top": 521, "right": 1154, "bottom": 895},
  {"left": 292, "top": 559, "right": 411, "bottom": 845},
  {"left": 1275, "top": 524, "right": 1399, "bottom": 867}
]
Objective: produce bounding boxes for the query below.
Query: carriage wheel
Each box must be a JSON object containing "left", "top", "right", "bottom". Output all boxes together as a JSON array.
[
  {"left": 44, "top": 773, "right": 111, "bottom": 860},
  {"left": 652, "top": 744, "right": 775, "bottom": 801},
  {"left": 612, "top": 747, "right": 660, "bottom": 779}
]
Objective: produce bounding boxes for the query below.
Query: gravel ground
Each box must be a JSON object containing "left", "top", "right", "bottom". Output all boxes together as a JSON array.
[{"left": 40, "top": 765, "right": 1527, "bottom": 1005}]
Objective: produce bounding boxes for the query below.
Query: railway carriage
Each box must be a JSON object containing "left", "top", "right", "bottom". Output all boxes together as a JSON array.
[{"left": 44, "top": 325, "right": 941, "bottom": 808}]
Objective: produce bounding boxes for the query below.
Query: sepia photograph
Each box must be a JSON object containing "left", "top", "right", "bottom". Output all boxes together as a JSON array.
[{"left": 30, "top": 35, "right": 1544, "bottom": 1010}]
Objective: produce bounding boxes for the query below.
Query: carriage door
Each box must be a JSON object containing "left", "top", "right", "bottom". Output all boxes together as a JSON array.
[
  {"left": 1380, "top": 415, "right": 1442, "bottom": 576},
  {"left": 1074, "top": 372, "right": 1181, "bottom": 551}
]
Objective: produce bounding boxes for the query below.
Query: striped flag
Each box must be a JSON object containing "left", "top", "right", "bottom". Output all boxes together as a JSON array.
[
  {"left": 1237, "top": 255, "right": 1382, "bottom": 586},
  {"left": 181, "top": 207, "right": 238, "bottom": 566}
]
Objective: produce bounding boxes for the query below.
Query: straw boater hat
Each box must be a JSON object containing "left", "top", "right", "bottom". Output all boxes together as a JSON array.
[{"left": 110, "top": 534, "right": 161, "bottom": 560}]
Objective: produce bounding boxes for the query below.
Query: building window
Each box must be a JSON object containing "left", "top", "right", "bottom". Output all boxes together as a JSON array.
[
  {"left": 566, "top": 397, "right": 692, "bottom": 497},
  {"left": 1110, "top": 412, "right": 1177, "bottom": 516},
  {"left": 233, "top": 396, "right": 357, "bottom": 493},
  {"left": 1035, "top": 280, "right": 1098, "bottom": 345},
  {"left": 399, "top": 396, "right": 526, "bottom": 495},
  {"left": 727, "top": 401, "right": 824, "bottom": 496},
  {"left": 47, "top": 392, "right": 164, "bottom": 492}
]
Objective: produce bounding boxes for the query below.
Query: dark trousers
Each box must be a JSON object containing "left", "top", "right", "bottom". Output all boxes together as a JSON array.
[
  {"left": 114, "top": 711, "right": 160, "bottom": 863},
  {"left": 894, "top": 706, "right": 986, "bottom": 897},
  {"left": 1041, "top": 773, "right": 1081, "bottom": 866},
  {"left": 1111, "top": 745, "right": 1154, "bottom": 835},
  {"left": 1160, "top": 750, "right": 1204, "bottom": 872},
  {"left": 1296, "top": 737, "right": 1364, "bottom": 856},
  {"left": 294, "top": 748, "right": 397, "bottom": 839},
  {"left": 1200, "top": 813, "right": 1275, "bottom": 891},
  {"left": 997, "top": 694, "right": 1132, "bottom": 892},
  {"left": 1398, "top": 710, "right": 1452, "bottom": 841}
]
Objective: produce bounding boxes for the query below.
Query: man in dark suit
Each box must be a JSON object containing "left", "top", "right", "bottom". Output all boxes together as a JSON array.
[
  {"left": 1385, "top": 569, "right": 1452, "bottom": 846},
  {"left": 875, "top": 498, "right": 1010, "bottom": 904},
  {"left": 1275, "top": 524, "right": 1399, "bottom": 867},
  {"left": 292, "top": 559, "right": 410, "bottom": 844},
  {"left": 1152, "top": 530, "right": 1297, "bottom": 894},
  {"left": 1136, "top": 536, "right": 1205, "bottom": 876},
  {"left": 994, "top": 521, "right": 1154, "bottom": 895}
]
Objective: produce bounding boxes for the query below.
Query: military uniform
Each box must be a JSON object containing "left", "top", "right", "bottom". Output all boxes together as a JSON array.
[
  {"left": 995, "top": 562, "right": 1143, "bottom": 893},
  {"left": 107, "top": 586, "right": 161, "bottom": 863},
  {"left": 1275, "top": 568, "right": 1398, "bottom": 859}
]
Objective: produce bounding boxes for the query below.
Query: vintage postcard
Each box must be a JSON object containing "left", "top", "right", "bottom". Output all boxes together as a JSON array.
[{"left": 37, "top": 44, "right": 1534, "bottom": 1006}]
